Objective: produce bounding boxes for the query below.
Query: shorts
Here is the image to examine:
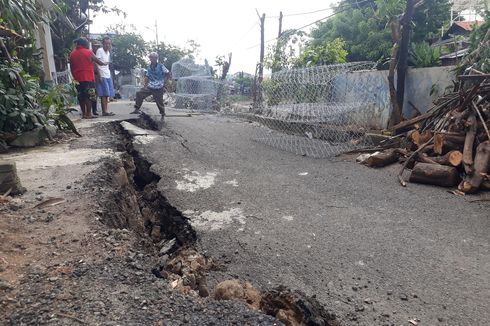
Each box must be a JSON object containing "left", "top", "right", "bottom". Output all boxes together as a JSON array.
[
  {"left": 76, "top": 81, "right": 97, "bottom": 103},
  {"left": 96, "top": 77, "right": 115, "bottom": 97}
]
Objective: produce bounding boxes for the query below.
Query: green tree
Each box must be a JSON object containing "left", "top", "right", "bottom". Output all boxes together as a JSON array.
[
  {"left": 310, "top": 7, "right": 391, "bottom": 62},
  {"left": 0, "top": 0, "right": 45, "bottom": 35},
  {"left": 264, "top": 30, "right": 307, "bottom": 72},
  {"left": 295, "top": 38, "right": 348, "bottom": 67},
  {"left": 50, "top": 0, "right": 125, "bottom": 70},
  {"left": 150, "top": 42, "right": 193, "bottom": 70},
  {"left": 310, "top": 0, "right": 451, "bottom": 62},
  {"left": 462, "top": 9, "right": 490, "bottom": 73}
]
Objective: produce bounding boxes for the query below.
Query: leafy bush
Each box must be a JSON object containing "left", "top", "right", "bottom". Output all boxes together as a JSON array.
[
  {"left": 409, "top": 42, "right": 441, "bottom": 68},
  {"left": 38, "top": 83, "right": 79, "bottom": 133},
  {"left": 295, "top": 38, "right": 348, "bottom": 67},
  {"left": 0, "top": 59, "right": 80, "bottom": 143},
  {"left": 0, "top": 60, "right": 46, "bottom": 135}
]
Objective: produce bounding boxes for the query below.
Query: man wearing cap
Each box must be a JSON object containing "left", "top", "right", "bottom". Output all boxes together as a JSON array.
[
  {"left": 69, "top": 37, "right": 107, "bottom": 119},
  {"left": 131, "top": 52, "right": 170, "bottom": 118}
]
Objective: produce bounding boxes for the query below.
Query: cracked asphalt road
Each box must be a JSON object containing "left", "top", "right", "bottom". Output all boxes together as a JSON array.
[{"left": 135, "top": 103, "right": 490, "bottom": 326}]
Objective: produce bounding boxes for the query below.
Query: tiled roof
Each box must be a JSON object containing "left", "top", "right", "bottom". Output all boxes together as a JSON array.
[{"left": 453, "top": 20, "right": 484, "bottom": 31}]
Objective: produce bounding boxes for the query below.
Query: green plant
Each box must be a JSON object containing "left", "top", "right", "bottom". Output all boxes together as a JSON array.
[
  {"left": 0, "top": 60, "right": 46, "bottom": 135},
  {"left": 295, "top": 38, "right": 348, "bottom": 67},
  {"left": 409, "top": 42, "right": 441, "bottom": 67},
  {"left": 38, "top": 83, "right": 81, "bottom": 135},
  {"left": 265, "top": 30, "right": 307, "bottom": 72},
  {"left": 0, "top": 0, "right": 45, "bottom": 35}
]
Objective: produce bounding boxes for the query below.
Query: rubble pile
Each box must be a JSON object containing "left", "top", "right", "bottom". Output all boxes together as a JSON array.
[{"left": 361, "top": 75, "right": 490, "bottom": 193}]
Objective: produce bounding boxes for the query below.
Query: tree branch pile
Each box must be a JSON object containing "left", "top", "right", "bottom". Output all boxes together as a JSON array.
[{"left": 361, "top": 77, "right": 490, "bottom": 193}]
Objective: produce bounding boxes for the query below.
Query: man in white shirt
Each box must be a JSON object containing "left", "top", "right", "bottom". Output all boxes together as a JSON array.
[{"left": 95, "top": 37, "right": 115, "bottom": 116}]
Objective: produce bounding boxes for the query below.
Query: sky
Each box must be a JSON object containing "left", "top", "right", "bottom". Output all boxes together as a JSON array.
[{"left": 90, "top": 0, "right": 339, "bottom": 74}]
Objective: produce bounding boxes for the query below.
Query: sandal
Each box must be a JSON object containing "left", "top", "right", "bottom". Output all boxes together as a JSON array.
[{"left": 102, "top": 112, "right": 115, "bottom": 116}]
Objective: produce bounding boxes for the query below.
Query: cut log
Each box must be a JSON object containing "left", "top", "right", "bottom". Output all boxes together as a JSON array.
[
  {"left": 408, "top": 130, "right": 432, "bottom": 148},
  {"left": 434, "top": 133, "right": 464, "bottom": 155},
  {"left": 409, "top": 162, "right": 460, "bottom": 187},
  {"left": 463, "top": 114, "right": 477, "bottom": 174},
  {"left": 417, "top": 153, "right": 438, "bottom": 165},
  {"left": 482, "top": 181, "right": 490, "bottom": 191},
  {"left": 431, "top": 150, "right": 463, "bottom": 167},
  {"left": 459, "top": 140, "right": 490, "bottom": 193},
  {"left": 362, "top": 148, "right": 407, "bottom": 168}
]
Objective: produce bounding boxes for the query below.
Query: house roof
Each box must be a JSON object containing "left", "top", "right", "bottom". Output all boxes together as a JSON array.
[
  {"left": 440, "top": 48, "right": 469, "bottom": 60},
  {"left": 453, "top": 20, "right": 484, "bottom": 32}
]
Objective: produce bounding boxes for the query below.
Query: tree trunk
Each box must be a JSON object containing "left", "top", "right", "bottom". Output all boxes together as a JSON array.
[
  {"left": 459, "top": 141, "right": 490, "bottom": 193},
  {"left": 388, "top": 21, "right": 401, "bottom": 129},
  {"left": 396, "top": 0, "right": 416, "bottom": 114},
  {"left": 409, "top": 162, "right": 460, "bottom": 187}
]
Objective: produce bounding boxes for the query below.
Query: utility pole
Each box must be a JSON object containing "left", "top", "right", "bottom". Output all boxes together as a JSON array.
[
  {"left": 155, "top": 20, "right": 159, "bottom": 45},
  {"left": 256, "top": 10, "right": 265, "bottom": 82},
  {"left": 278, "top": 11, "right": 283, "bottom": 38}
]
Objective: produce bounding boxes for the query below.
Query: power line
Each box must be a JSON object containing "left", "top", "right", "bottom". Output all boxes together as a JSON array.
[
  {"left": 245, "top": 0, "right": 373, "bottom": 50},
  {"left": 230, "top": 19, "right": 260, "bottom": 51},
  {"left": 267, "top": 7, "right": 332, "bottom": 18}
]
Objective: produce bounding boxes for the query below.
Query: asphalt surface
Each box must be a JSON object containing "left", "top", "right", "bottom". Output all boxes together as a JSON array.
[{"left": 133, "top": 102, "right": 490, "bottom": 326}]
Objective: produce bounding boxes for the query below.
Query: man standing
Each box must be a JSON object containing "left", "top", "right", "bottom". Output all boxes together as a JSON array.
[
  {"left": 91, "top": 41, "right": 102, "bottom": 116},
  {"left": 131, "top": 52, "right": 170, "bottom": 118},
  {"left": 96, "top": 36, "right": 115, "bottom": 116},
  {"left": 69, "top": 37, "right": 107, "bottom": 119}
]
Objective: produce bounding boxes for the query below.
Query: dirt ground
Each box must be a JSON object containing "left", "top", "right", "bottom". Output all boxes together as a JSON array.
[{"left": 0, "top": 120, "right": 281, "bottom": 325}]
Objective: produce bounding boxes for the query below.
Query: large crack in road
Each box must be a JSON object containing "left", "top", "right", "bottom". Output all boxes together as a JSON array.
[
  {"left": 130, "top": 107, "right": 490, "bottom": 326},
  {"left": 108, "top": 118, "right": 339, "bottom": 325}
]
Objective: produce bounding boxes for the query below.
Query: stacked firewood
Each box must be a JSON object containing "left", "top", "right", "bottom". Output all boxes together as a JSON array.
[{"left": 362, "top": 76, "right": 490, "bottom": 193}]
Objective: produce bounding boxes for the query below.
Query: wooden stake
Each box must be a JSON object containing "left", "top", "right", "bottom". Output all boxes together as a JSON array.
[
  {"left": 459, "top": 141, "right": 490, "bottom": 193},
  {"left": 398, "top": 136, "right": 434, "bottom": 186},
  {"left": 463, "top": 114, "right": 477, "bottom": 174}
]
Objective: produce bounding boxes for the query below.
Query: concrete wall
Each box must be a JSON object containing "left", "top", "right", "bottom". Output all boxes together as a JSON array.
[{"left": 334, "top": 66, "right": 456, "bottom": 129}]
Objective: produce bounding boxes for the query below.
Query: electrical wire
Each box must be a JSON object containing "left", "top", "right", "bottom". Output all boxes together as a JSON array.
[
  {"left": 245, "top": 0, "right": 374, "bottom": 50},
  {"left": 267, "top": 7, "right": 332, "bottom": 18}
]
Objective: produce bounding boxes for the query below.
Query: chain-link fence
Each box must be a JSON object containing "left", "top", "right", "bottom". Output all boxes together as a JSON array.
[
  {"left": 54, "top": 69, "right": 72, "bottom": 85},
  {"left": 252, "top": 62, "right": 378, "bottom": 158},
  {"left": 171, "top": 59, "right": 230, "bottom": 112}
]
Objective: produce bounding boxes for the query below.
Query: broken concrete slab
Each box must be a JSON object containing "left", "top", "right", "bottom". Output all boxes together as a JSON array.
[
  {"left": 0, "top": 160, "right": 26, "bottom": 195},
  {"left": 120, "top": 121, "right": 159, "bottom": 137}
]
